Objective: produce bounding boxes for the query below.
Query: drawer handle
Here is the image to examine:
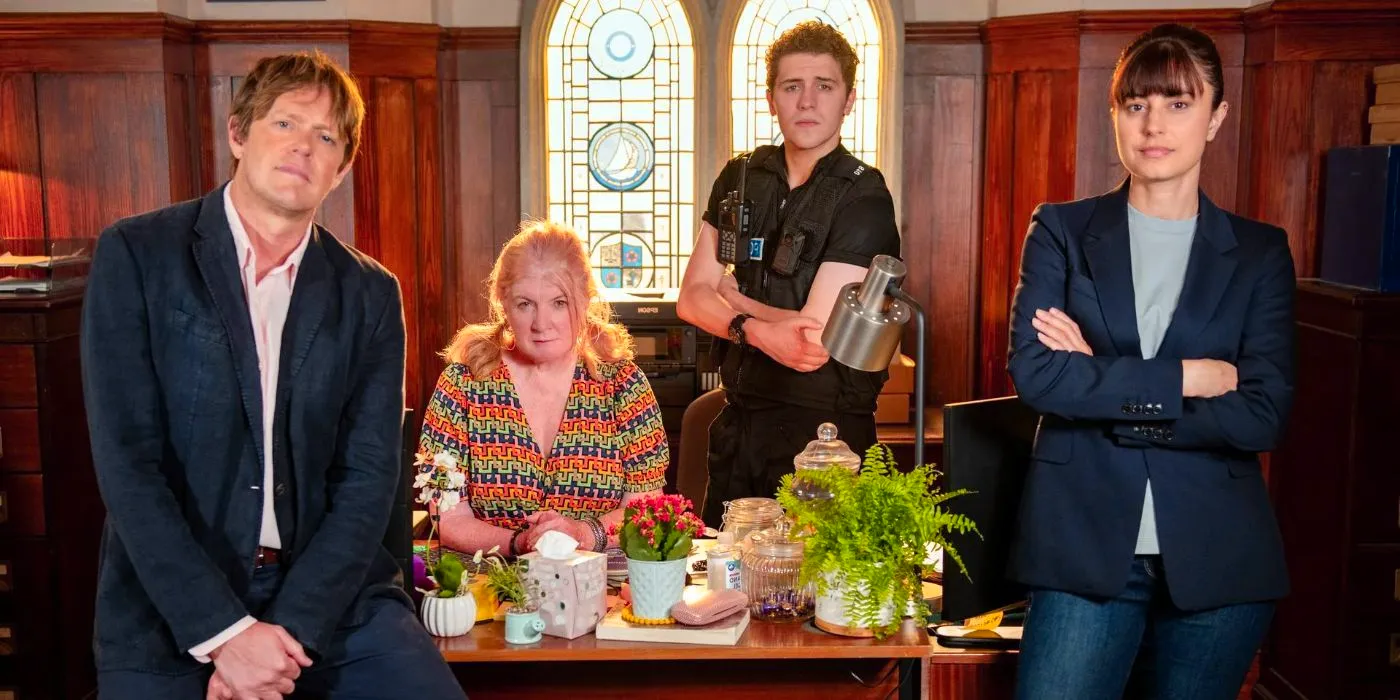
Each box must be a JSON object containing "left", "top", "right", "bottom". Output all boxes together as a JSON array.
[
  {"left": 1393, "top": 633, "right": 1400, "bottom": 667},
  {"left": 0, "top": 625, "right": 11, "bottom": 656},
  {"left": 0, "top": 561, "right": 8, "bottom": 593}
]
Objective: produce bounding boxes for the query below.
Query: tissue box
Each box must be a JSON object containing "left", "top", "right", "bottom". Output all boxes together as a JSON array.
[{"left": 521, "top": 550, "right": 608, "bottom": 639}]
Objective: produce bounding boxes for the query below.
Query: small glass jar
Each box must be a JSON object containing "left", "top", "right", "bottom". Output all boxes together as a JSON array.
[
  {"left": 741, "top": 523, "right": 815, "bottom": 622},
  {"left": 790, "top": 422, "right": 862, "bottom": 502},
  {"left": 719, "top": 497, "right": 783, "bottom": 554}
]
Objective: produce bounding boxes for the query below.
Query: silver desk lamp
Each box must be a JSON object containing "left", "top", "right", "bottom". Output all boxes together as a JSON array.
[{"left": 821, "top": 255, "right": 927, "bottom": 467}]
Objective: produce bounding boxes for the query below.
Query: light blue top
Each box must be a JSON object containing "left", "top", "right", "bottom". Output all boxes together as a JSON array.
[{"left": 1127, "top": 203, "right": 1196, "bottom": 555}]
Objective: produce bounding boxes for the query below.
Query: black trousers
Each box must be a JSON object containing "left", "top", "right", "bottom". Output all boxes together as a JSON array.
[{"left": 700, "top": 395, "right": 876, "bottom": 529}]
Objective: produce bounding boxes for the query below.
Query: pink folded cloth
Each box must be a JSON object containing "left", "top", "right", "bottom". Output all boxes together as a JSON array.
[{"left": 670, "top": 589, "right": 748, "bottom": 626}]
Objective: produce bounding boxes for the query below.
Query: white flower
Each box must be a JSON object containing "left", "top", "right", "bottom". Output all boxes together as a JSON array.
[
  {"left": 432, "top": 452, "right": 459, "bottom": 471},
  {"left": 439, "top": 490, "right": 462, "bottom": 512},
  {"left": 416, "top": 488, "right": 438, "bottom": 505},
  {"left": 446, "top": 470, "right": 467, "bottom": 489},
  {"left": 413, "top": 471, "right": 433, "bottom": 489}
]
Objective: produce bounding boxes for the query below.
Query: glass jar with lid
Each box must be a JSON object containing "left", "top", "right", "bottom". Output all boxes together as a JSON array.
[
  {"left": 741, "top": 521, "right": 815, "bottom": 622},
  {"left": 719, "top": 497, "right": 783, "bottom": 553},
  {"left": 790, "top": 422, "right": 862, "bottom": 502}
]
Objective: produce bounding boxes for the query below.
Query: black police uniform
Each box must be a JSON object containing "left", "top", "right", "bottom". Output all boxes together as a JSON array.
[{"left": 700, "top": 143, "right": 901, "bottom": 528}]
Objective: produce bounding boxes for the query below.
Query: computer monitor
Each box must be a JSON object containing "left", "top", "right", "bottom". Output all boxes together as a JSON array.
[{"left": 939, "top": 395, "right": 1039, "bottom": 623}]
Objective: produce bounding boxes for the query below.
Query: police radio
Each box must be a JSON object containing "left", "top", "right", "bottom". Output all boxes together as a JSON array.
[{"left": 716, "top": 155, "right": 756, "bottom": 265}]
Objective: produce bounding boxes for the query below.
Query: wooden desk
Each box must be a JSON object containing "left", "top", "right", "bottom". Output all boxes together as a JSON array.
[{"left": 440, "top": 618, "right": 933, "bottom": 699}]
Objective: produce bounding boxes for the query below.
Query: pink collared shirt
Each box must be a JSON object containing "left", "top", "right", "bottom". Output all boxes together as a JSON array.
[
  {"left": 226, "top": 186, "right": 311, "bottom": 551},
  {"left": 188, "top": 185, "right": 311, "bottom": 662}
]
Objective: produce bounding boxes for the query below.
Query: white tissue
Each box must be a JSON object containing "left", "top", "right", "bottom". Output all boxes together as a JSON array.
[{"left": 535, "top": 530, "right": 580, "bottom": 560}]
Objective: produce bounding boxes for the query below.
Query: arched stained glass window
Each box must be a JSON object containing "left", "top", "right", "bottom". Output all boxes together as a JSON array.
[
  {"left": 545, "top": 0, "right": 696, "bottom": 293},
  {"left": 730, "top": 0, "right": 882, "bottom": 166}
]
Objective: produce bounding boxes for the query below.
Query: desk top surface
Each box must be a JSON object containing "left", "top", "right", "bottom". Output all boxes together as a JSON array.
[
  {"left": 874, "top": 409, "right": 945, "bottom": 445},
  {"left": 438, "top": 617, "right": 932, "bottom": 663}
]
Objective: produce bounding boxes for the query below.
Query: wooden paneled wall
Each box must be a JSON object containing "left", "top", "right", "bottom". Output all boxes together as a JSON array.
[
  {"left": 0, "top": 14, "right": 199, "bottom": 251},
  {"left": 902, "top": 24, "right": 984, "bottom": 408},
  {"left": 977, "top": 13, "right": 1080, "bottom": 398},
  {"left": 440, "top": 28, "right": 521, "bottom": 338},
  {"left": 1238, "top": 0, "right": 1400, "bottom": 278},
  {"left": 4, "top": 3, "right": 1399, "bottom": 417}
]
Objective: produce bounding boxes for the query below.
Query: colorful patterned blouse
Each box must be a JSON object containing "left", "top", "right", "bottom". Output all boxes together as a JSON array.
[{"left": 418, "top": 359, "right": 669, "bottom": 529}]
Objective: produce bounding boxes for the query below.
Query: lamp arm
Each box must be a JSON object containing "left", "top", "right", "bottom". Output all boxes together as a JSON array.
[{"left": 890, "top": 286, "right": 926, "bottom": 468}]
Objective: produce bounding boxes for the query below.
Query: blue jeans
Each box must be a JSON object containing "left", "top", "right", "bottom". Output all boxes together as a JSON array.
[
  {"left": 99, "top": 564, "right": 465, "bottom": 699},
  {"left": 1016, "top": 556, "right": 1273, "bottom": 700}
]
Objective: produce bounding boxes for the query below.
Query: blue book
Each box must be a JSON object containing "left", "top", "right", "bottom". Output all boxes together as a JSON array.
[{"left": 1320, "top": 145, "right": 1400, "bottom": 292}]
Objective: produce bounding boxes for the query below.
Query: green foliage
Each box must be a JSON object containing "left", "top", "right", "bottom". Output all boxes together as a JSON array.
[
  {"left": 430, "top": 553, "right": 465, "bottom": 598},
  {"left": 484, "top": 556, "right": 534, "bottom": 610},
  {"left": 778, "top": 443, "right": 979, "bottom": 639}
]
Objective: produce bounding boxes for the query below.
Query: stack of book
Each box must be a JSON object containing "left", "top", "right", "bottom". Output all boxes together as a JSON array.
[{"left": 1372, "top": 64, "right": 1400, "bottom": 145}]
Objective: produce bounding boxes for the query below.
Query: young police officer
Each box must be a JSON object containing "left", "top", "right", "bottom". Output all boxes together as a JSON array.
[{"left": 678, "top": 21, "right": 901, "bottom": 527}]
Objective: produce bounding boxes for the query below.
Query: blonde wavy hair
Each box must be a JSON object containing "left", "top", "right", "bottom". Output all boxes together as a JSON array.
[{"left": 443, "top": 220, "right": 633, "bottom": 379}]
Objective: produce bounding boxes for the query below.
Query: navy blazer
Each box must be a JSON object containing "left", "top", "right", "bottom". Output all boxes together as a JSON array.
[
  {"left": 1006, "top": 182, "right": 1294, "bottom": 611},
  {"left": 81, "top": 186, "right": 411, "bottom": 673}
]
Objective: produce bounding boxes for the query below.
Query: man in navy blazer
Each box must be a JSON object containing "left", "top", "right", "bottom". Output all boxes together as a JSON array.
[{"left": 81, "top": 52, "right": 463, "bottom": 698}]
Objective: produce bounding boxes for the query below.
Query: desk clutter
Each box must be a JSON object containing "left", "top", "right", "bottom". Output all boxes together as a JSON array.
[{"left": 416, "top": 423, "right": 1011, "bottom": 649}]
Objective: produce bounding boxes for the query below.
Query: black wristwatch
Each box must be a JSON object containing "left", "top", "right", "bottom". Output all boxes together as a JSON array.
[{"left": 728, "top": 313, "right": 754, "bottom": 346}]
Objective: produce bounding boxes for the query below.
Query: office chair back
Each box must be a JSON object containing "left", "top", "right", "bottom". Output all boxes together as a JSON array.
[{"left": 676, "top": 388, "right": 725, "bottom": 515}]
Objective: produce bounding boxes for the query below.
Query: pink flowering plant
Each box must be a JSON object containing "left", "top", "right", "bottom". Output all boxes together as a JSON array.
[{"left": 616, "top": 494, "right": 705, "bottom": 561}]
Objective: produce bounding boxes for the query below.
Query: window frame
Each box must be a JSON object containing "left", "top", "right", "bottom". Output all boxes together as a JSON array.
[{"left": 519, "top": 0, "right": 902, "bottom": 289}]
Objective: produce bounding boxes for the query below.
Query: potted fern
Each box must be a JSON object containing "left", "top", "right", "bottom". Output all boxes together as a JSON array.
[{"left": 776, "top": 443, "right": 978, "bottom": 639}]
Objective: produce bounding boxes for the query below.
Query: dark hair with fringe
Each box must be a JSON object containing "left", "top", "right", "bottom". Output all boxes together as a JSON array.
[{"left": 1111, "top": 24, "right": 1224, "bottom": 110}]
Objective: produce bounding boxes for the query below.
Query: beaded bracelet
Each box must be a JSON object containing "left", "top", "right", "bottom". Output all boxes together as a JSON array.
[{"left": 583, "top": 516, "right": 606, "bottom": 552}]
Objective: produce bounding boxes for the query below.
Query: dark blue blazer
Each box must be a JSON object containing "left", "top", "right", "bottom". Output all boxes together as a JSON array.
[
  {"left": 81, "top": 186, "right": 411, "bottom": 673},
  {"left": 1006, "top": 182, "right": 1294, "bottom": 610}
]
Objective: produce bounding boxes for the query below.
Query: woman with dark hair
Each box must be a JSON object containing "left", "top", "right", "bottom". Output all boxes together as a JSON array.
[{"left": 1006, "top": 24, "right": 1294, "bottom": 699}]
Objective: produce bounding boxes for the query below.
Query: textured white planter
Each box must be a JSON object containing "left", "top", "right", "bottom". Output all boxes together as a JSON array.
[
  {"left": 626, "top": 557, "right": 687, "bottom": 620},
  {"left": 420, "top": 592, "right": 477, "bottom": 637},
  {"left": 814, "top": 571, "right": 898, "bottom": 638}
]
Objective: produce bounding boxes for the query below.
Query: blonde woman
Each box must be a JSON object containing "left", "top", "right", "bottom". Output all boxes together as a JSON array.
[{"left": 419, "top": 220, "right": 669, "bottom": 558}]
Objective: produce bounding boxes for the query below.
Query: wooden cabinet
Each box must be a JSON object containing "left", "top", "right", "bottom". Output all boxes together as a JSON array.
[
  {"left": 0, "top": 291, "right": 101, "bottom": 699},
  {"left": 1258, "top": 281, "right": 1400, "bottom": 700}
]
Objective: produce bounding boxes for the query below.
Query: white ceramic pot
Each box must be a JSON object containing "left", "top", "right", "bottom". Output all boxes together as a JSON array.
[
  {"left": 814, "top": 570, "right": 898, "bottom": 638},
  {"left": 420, "top": 591, "right": 477, "bottom": 637},
  {"left": 626, "top": 557, "right": 687, "bottom": 620}
]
